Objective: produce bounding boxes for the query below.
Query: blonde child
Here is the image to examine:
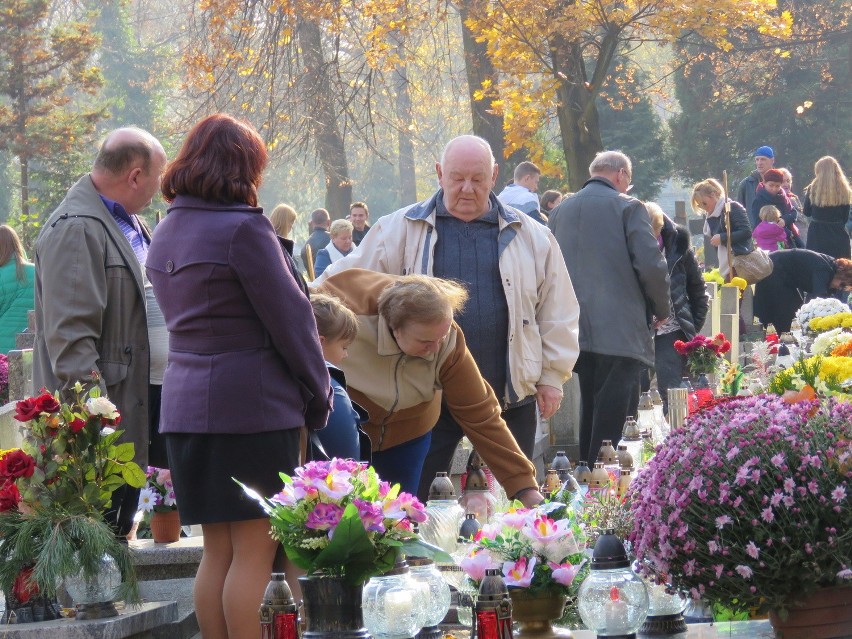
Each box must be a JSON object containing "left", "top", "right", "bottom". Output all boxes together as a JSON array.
[
  {"left": 310, "top": 293, "right": 367, "bottom": 460},
  {"left": 753, "top": 205, "right": 788, "bottom": 252}
]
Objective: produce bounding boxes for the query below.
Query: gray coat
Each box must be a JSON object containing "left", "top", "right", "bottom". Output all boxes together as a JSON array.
[
  {"left": 33, "top": 175, "right": 150, "bottom": 466},
  {"left": 549, "top": 177, "right": 670, "bottom": 367}
]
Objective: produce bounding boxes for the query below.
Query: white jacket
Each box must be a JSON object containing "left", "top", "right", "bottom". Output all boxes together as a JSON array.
[{"left": 318, "top": 191, "right": 580, "bottom": 404}]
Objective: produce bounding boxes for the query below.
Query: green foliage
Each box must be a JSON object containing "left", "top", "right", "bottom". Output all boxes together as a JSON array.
[
  {"left": 0, "top": 0, "right": 105, "bottom": 231},
  {"left": 0, "top": 508, "right": 139, "bottom": 603},
  {"left": 598, "top": 65, "right": 673, "bottom": 201},
  {"left": 671, "top": 0, "right": 850, "bottom": 187}
]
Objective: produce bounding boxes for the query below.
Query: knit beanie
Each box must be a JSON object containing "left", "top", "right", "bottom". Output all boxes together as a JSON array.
[
  {"left": 763, "top": 169, "right": 784, "bottom": 183},
  {"left": 754, "top": 145, "right": 775, "bottom": 159}
]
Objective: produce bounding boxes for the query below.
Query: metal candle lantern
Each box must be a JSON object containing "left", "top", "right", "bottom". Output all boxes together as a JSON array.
[
  {"left": 577, "top": 530, "right": 649, "bottom": 638},
  {"left": 475, "top": 569, "right": 513, "bottom": 639},
  {"left": 666, "top": 388, "right": 689, "bottom": 432},
  {"left": 259, "top": 573, "right": 300, "bottom": 639}
]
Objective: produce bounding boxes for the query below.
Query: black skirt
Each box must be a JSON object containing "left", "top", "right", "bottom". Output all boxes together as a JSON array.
[{"left": 165, "top": 429, "right": 300, "bottom": 525}]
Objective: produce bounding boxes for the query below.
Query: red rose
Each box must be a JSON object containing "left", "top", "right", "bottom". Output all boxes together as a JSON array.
[
  {"left": 0, "top": 481, "right": 21, "bottom": 512},
  {"left": 13, "top": 567, "right": 38, "bottom": 604},
  {"left": 33, "top": 392, "right": 60, "bottom": 414},
  {"left": 69, "top": 418, "right": 87, "bottom": 433},
  {"left": 0, "top": 449, "right": 35, "bottom": 479},
  {"left": 14, "top": 397, "right": 40, "bottom": 422}
]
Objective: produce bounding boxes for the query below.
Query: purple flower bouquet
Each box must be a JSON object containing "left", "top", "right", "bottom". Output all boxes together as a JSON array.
[
  {"left": 240, "top": 458, "right": 435, "bottom": 585},
  {"left": 629, "top": 395, "right": 852, "bottom": 615}
]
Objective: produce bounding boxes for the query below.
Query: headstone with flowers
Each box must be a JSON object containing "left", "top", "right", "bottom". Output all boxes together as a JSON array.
[{"left": 0, "top": 380, "right": 145, "bottom": 622}]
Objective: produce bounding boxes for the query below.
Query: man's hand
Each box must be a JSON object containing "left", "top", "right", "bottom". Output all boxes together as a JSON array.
[
  {"left": 536, "top": 384, "right": 563, "bottom": 419},
  {"left": 710, "top": 234, "right": 721, "bottom": 247}
]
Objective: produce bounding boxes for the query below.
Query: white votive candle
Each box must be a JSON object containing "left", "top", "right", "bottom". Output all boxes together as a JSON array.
[{"left": 384, "top": 590, "right": 413, "bottom": 620}]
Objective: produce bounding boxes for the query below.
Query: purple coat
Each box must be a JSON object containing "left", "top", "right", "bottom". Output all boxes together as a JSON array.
[{"left": 146, "top": 195, "right": 331, "bottom": 435}]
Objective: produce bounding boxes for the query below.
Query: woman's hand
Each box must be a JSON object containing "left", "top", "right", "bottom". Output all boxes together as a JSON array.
[
  {"left": 777, "top": 219, "right": 786, "bottom": 227},
  {"left": 710, "top": 234, "right": 722, "bottom": 247}
]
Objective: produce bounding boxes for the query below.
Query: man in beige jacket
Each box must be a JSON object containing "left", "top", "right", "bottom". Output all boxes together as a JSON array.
[{"left": 318, "top": 135, "right": 580, "bottom": 502}]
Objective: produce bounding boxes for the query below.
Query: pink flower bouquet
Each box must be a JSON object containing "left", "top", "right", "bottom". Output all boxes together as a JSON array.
[
  {"left": 458, "top": 502, "right": 587, "bottom": 597},
  {"left": 242, "top": 458, "right": 436, "bottom": 585},
  {"left": 140, "top": 466, "right": 177, "bottom": 513},
  {"left": 629, "top": 395, "right": 852, "bottom": 615}
]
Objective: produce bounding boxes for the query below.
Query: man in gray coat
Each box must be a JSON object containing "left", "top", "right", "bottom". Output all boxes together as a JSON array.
[
  {"left": 549, "top": 151, "right": 670, "bottom": 463},
  {"left": 33, "top": 127, "right": 168, "bottom": 537}
]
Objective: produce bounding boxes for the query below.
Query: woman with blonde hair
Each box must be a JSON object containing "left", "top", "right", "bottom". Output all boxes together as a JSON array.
[
  {"left": 803, "top": 156, "right": 852, "bottom": 259},
  {"left": 0, "top": 225, "right": 34, "bottom": 353},
  {"left": 269, "top": 203, "right": 297, "bottom": 239},
  {"left": 318, "top": 269, "right": 544, "bottom": 506},
  {"left": 691, "top": 178, "right": 752, "bottom": 278}
]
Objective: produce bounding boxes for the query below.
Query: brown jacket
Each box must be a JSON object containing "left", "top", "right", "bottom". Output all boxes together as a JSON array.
[
  {"left": 319, "top": 269, "right": 537, "bottom": 497},
  {"left": 33, "top": 175, "right": 150, "bottom": 466}
]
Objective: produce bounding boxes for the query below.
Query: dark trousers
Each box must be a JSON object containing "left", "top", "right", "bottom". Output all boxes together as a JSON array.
[
  {"left": 575, "top": 351, "right": 642, "bottom": 463},
  {"left": 148, "top": 383, "right": 169, "bottom": 469},
  {"left": 415, "top": 400, "right": 537, "bottom": 504},
  {"left": 640, "top": 331, "right": 687, "bottom": 415},
  {"left": 103, "top": 484, "right": 141, "bottom": 538}
]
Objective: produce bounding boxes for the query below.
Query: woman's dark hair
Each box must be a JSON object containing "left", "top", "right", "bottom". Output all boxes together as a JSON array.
[
  {"left": 161, "top": 114, "right": 268, "bottom": 206},
  {"left": 0, "top": 225, "right": 27, "bottom": 281},
  {"left": 540, "top": 190, "right": 562, "bottom": 211},
  {"left": 833, "top": 258, "right": 852, "bottom": 290}
]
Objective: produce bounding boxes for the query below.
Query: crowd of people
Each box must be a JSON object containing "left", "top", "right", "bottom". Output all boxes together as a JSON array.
[{"left": 9, "top": 113, "right": 851, "bottom": 639}]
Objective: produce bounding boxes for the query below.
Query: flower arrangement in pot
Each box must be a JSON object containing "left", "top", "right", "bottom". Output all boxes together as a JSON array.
[
  {"left": 242, "top": 458, "right": 445, "bottom": 638},
  {"left": 139, "top": 467, "right": 180, "bottom": 542},
  {"left": 629, "top": 395, "right": 852, "bottom": 635},
  {"left": 673, "top": 333, "right": 731, "bottom": 377},
  {"left": 457, "top": 501, "right": 588, "bottom": 629},
  {"left": 0, "top": 383, "right": 146, "bottom": 619}
]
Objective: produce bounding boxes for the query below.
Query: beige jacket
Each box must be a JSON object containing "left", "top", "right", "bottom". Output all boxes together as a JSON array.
[
  {"left": 319, "top": 270, "right": 537, "bottom": 497},
  {"left": 318, "top": 191, "right": 580, "bottom": 404}
]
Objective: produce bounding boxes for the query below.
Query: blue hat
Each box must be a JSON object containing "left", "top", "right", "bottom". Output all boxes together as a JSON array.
[{"left": 754, "top": 145, "right": 774, "bottom": 159}]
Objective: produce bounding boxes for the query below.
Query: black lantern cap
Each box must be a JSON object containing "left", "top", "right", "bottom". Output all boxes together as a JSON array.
[{"left": 591, "top": 529, "right": 630, "bottom": 570}]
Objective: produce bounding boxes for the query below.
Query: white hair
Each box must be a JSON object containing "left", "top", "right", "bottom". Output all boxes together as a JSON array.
[
  {"left": 439, "top": 135, "right": 495, "bottom": 169},
  {"left": 589, "top": 150, "right": 631, "bottom": 176}
]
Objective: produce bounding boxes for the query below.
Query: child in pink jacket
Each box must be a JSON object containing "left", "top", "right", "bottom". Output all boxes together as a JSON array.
[{"left": 753, "top": 205, "right": 788, "bottom": 251}]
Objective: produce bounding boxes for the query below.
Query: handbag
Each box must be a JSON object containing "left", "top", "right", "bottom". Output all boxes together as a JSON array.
[{"left": 732, "top": 248, "right": 774, "bottom": 284}]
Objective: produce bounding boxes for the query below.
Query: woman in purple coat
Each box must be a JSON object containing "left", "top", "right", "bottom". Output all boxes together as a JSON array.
[{"left": 147, "top": 114, "right": 331, "bottom": 639}]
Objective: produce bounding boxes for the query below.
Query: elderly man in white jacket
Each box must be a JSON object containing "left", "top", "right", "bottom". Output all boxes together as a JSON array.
[{"left": 317, "top": 135, "right": 580, "bottom": 503}]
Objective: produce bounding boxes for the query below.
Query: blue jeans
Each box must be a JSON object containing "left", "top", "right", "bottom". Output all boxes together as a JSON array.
[{"left": 371, "top": 431, "right": 433, "bottom": 495}]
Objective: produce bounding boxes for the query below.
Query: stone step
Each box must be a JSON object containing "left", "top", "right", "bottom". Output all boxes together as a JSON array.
[{"left": 130, "top": 536, "right": 203, "bottom": 639}]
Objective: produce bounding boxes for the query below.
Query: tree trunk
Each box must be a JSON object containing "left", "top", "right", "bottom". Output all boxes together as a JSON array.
[
  {"left": 551, "top": 39, "right": 606, "bottom": 191},
  {"left": 457, "top": 0, "right": 516, "bottom": 188},
  {"left": 298, "top": 19, "right": 352, "bottom": 219}
]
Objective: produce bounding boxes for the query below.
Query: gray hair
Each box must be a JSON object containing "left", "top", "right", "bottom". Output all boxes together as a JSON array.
[
  {"left": 329, "top": 219, "right": 353, "bottom": 236},
  {"left": 589, "top": 150, "right": 631, "bottom": 176},
  {"left": 439, "top": 135, "right": 495, "bottom": 169}
]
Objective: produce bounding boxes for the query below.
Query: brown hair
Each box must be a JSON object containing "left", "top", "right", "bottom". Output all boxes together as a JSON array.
[
  {"left": 269, "top": 203, "right": 297, "bottom": 238},
  {"left": 540, "top": 190, "right": 562, "bottom": 211},
  {"left": 513, "top": 161, "right": 541, "bottom": 181},
  {"left": 0, "top": 225, "right": 27, "bottom": 280},
  {"left": 161, "top": 114, "right": 267, "bottom": 206},
  {"left": 833, "top": 259, "right": 852, "bottom": 290},
  {"left": 377, "top": 275, "right": 468, "bottom": 331},
  {"left": 311, "top": 293, "right": 358, "bottom": 343},
  {"left": 350, "top": 201, "right": 369, "bottom": 214}
]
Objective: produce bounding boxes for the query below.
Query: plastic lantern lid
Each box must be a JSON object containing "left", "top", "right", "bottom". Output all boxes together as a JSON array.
[
  {"left": 591, "top": 529, "right": 630, "bottom": 570},
  {"left": 428, "top": 472, "right": 457, "bottom": 500}
]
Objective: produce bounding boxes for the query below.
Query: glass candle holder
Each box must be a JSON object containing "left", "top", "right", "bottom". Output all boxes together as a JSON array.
[{"left": 363, "top": 570, "right": 421, "bottom": 639}]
